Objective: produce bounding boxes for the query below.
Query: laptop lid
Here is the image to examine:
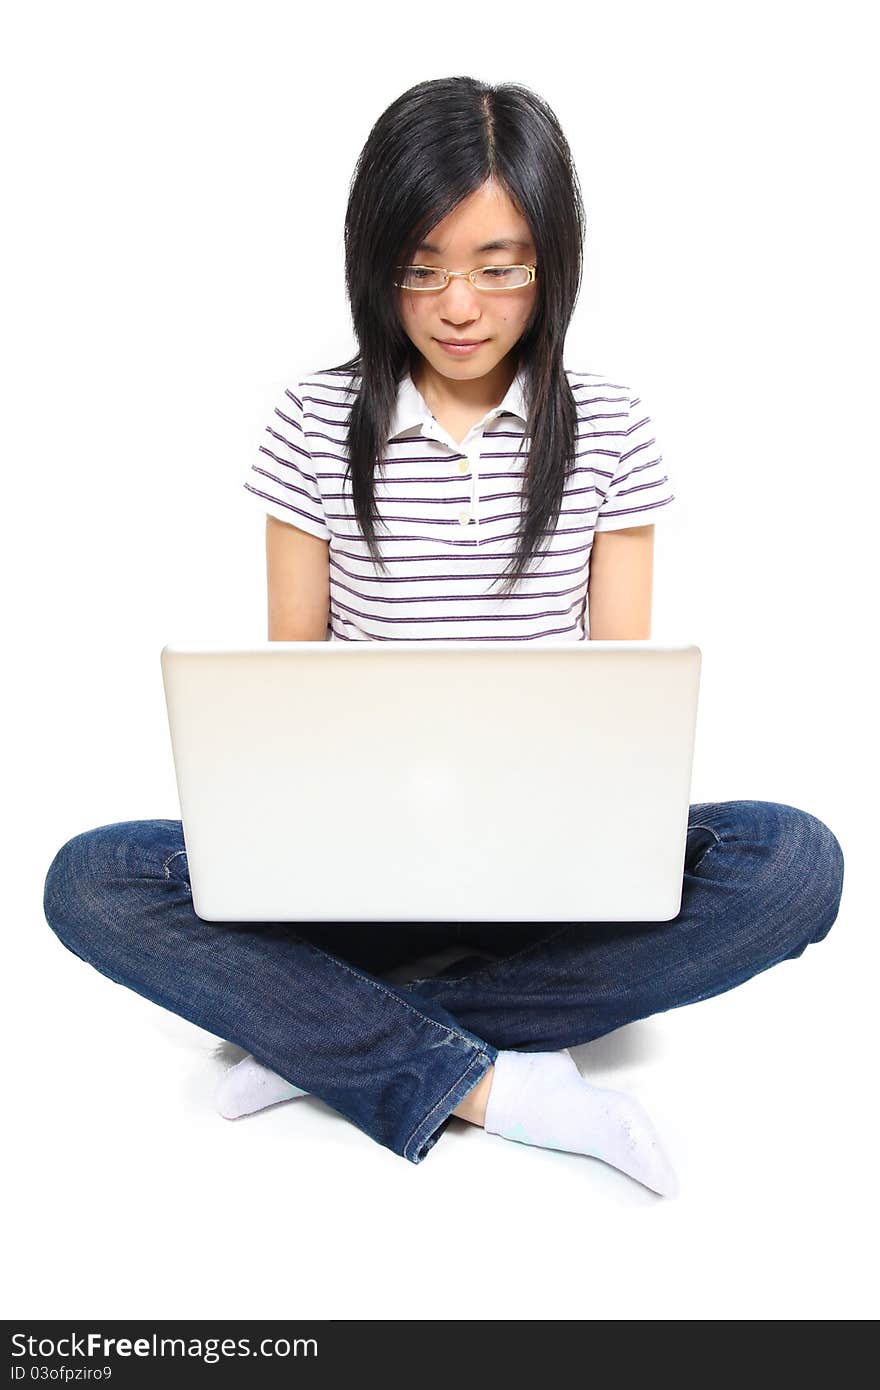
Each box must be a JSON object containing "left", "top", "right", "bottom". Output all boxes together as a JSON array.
[{"left": 160, "top": 641, "right": 701, "bottom": 924}]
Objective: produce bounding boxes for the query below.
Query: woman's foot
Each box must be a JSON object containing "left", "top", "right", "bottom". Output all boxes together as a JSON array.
[
  {"left": 215, "top": 1055, "right": 308, "bottom": 1119},
  {"left": 216, "top": 1049, "right": 678, "bottom": 1196},
  {"left": 477, "top": 1048, "right": 678, "bottom": 1197}
]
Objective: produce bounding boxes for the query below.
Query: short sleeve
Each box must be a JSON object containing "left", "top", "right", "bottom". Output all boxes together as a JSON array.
[
  {"left": 594, "top": 387, "right": 679, "bottom": 531},
  {"left": 242, "top": 380, "right": 331, "bottom": 541}
]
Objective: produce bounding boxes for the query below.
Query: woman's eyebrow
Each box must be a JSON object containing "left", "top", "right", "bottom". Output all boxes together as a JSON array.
[{"left": 415, "top": 237, "right": 533, "bottom": 254}]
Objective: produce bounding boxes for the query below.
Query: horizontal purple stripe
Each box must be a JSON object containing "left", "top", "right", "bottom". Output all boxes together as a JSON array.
[
  {"left": 330, "top": 596, "right": 582, "bottom": 626},
  {"left": 328, "top": 555, "right": 587, "bottom": 584},
  {"left": 325, "top": 537, "right": 596, "bottom": 564},
  {"left": 298, "top": 441, "right": 626, "bottom": 467},
  {"left": 331, "top": 618, "right": 584, "bottom": 641},
  {"left": 244, "top": 492, "right": 673, "bottom": 551},
  {"left": 328, "top": 572, "right": 588, "bottom": 606},
  {"left": 267, "top": 490, "right": 668, "bottom": 531}
]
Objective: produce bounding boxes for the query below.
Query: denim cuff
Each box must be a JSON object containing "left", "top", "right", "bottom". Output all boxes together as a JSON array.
[{"left": 403, "top": 1044, "right": 498, "bottom": 1163}]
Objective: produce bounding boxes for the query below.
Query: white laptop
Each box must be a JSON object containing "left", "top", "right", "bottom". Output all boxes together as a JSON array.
[{"left": 159, "top": 641, "right": 701, "bottom": 924}]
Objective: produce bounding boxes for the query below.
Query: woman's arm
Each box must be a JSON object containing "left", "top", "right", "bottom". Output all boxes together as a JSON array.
[
  {"left": 587, "top": 525, "right": 655, "bottom": 639},
  {"left": 265, "top": 515, "right": 331, "bottom": 641}
]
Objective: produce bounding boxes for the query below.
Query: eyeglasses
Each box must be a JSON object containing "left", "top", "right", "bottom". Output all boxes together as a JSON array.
[{"left": 395, "top": 264, "right": 537, "bottom": 291}]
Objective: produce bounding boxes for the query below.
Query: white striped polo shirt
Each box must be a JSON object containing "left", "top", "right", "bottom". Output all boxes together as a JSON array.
[{"left": 243, "top": 364, "right": 679, "bottom": 641}]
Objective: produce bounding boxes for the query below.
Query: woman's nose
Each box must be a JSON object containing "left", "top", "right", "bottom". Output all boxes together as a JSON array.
[{"left": 441, "top": 280, "right": 483, "bottom": 320}]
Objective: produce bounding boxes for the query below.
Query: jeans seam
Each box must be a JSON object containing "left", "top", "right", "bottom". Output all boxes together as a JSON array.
[
  {"left": 157, "top": 847, "right": 482, "bottom": 1050},
  {"left": 162, "top": 849, "right": 188, "bottom": 877},
  {"left": 403, "top": 1050, "right": 490, "bottom": 1162},
  {"left": 688, "top": 823, "right": 722, "bottom": 844},
  {"left": 297, "top": 937, "right": 497, "bottom": 1053}
]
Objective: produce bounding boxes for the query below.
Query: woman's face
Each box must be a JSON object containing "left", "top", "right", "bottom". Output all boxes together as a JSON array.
[{"left": 397, "top": 179, "right": 538, "bottom": 381}]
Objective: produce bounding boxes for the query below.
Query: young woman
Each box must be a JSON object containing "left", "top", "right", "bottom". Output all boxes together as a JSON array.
[{"left": 42, "top": 77, "right": 845, "bottom": 1197}]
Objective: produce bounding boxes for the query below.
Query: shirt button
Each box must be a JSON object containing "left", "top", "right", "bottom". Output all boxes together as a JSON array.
[
  {"left": 457, "top": 459, "right": 469, "bottom": 474},
  {"left": 458, "top": 509, "right": 472, "bottom": 526}
]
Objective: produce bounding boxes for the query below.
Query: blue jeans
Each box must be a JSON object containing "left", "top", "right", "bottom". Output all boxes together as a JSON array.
[{"left": 42, "top": 800, "right": 844, "bottom": 1164}]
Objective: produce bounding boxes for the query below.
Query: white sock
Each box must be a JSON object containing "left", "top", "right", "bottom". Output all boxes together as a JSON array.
[
  {"left": 483, "top": 1048, "right": 679, "bottom": 1197},
  {"left": 216, "top": 1055, "right": 308, "bottom": 1119}
]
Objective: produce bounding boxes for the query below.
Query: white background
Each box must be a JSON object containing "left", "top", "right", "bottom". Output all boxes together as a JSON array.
[{"left": 3, "top": 0, "right": 877, "bottom": 1321}]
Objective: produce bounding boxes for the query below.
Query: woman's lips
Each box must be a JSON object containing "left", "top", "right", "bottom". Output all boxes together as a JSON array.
[{"left": 434, "top": 338, "right": 489, "bottom": 356}]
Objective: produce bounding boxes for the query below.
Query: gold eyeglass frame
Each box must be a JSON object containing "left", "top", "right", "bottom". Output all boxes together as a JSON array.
[{"left": 394, "top": 264, "right": 537, "bottom": 291}]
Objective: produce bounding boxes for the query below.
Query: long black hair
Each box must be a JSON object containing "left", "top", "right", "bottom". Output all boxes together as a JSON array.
[{"left": 326, "top": 76, "right": 586, "bottom": 596}]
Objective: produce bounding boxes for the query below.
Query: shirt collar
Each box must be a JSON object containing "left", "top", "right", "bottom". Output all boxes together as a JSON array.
[{"left": 386, "top": 364, "right": 529, "bottom": 442}]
